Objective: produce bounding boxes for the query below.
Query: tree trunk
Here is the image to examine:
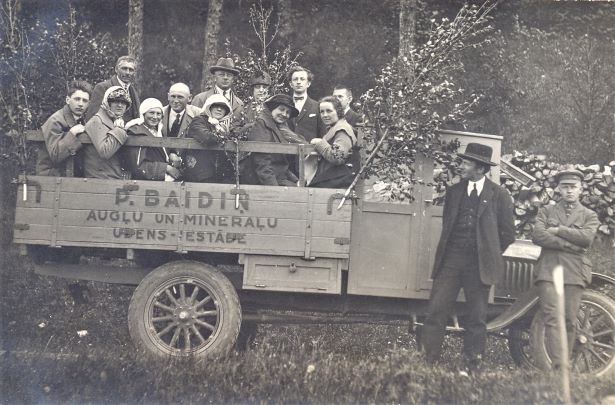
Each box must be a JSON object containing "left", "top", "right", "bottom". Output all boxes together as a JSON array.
[
  {"left": 201, "top": 0, "right": 224, "bottom": 91},
  {"left": 128, "top": 0, "right": 144, "bottom": 88},
  {"left": 276, "top": 0, "right": 292, "bottom": 45},
  {"left": 399, "top": 0, "right": 417, "bottom": 59}
]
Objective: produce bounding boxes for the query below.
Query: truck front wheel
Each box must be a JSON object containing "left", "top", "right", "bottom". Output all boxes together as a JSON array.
[
  {"left": 530, "top": 290, "right": 615, "bottom": 377},
  {"left": 128, "top": 260, "right": 241, "bottom": 359}
]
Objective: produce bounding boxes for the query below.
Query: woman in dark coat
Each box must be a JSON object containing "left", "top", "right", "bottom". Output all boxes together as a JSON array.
[
  {"left": 241, "top": 94, "right": 305, "bottom": 186},
  {"left": 183, "top": 93, "right": 233, "bottom": 183},
  {"left": 305, "top": 96, "right": 358, "bottom": 188},
  {"left": 123, "top": 98, "right": 181, "bottom": 181}
]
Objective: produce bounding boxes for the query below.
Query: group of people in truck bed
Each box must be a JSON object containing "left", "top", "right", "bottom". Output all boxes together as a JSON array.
[{"left": 36, "top": 55, "right": 363, "bottom": 188}]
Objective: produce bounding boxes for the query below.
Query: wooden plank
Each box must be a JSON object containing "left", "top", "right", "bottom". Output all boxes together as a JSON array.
[
  {"left": 25, "top": 131, "right": 316, "bottom": 154},
  {"left": 13, "top": 224, "right": 53, "bottom": 243},
  {"left": 14, "top": 207, "right": 55, "bottom": 226}
]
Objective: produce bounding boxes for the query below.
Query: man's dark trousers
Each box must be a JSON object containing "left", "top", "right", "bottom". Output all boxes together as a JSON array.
[{"left": 421, "top": 245, "right": 491, "bottom": 362}]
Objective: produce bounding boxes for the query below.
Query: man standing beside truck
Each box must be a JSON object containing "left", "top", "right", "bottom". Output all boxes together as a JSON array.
[
  {"left": 420, "top": 142, "right": 515, "bottom": 370},
  {"left": 531, "top": 169, "right": 599, "bottom": 371}
]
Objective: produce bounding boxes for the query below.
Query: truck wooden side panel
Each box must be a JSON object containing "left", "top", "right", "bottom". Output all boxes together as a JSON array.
[{"left": 13, "top": 176, "right": 352, "bottom": 259}]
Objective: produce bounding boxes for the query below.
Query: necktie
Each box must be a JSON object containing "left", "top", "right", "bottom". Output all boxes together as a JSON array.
[
  {"left": 169, "top": 113, "right": 182, "bottom": 137},
  {"left": 76, "top": 117, "right": 85, "bottom": 125},
  {"left": 224, "top": 90, "right": 230, "bottom": 101},
  {"left": 470, "top": 183, "right": 478, "bottom": 199},
  {"left": 294, "top": 96, "right": 305, "bottom": 102}
]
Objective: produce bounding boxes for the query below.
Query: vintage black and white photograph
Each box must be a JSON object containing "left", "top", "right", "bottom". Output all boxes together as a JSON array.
[{"left": 1, "top": 0, "right": 615, "bottom": 403}]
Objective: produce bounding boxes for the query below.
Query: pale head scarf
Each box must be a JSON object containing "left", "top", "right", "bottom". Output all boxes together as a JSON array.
[
  {"left": 101, "top": 85, "right": 131, "bottom": 126},
  {"left": 203, "top": 93, "right": 232, "bottom": 133},
  {"left": 125, "top": 98, "right": 164, "bottom": 137}
]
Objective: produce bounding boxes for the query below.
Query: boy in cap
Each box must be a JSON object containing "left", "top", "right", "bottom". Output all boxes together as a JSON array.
[
  {"left": 421, "top": 142, "right": 515, "bottom": 370},
  {"left": 532, "top": 168, "right": 599, "bottom": 370}
]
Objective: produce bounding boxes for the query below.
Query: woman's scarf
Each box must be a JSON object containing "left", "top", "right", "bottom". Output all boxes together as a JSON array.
[
  {"left": 101, "top": 85, "right": 130, "bottom": 127},
  {"left": 203, "top": 93, "right": 232, "bottom": 135}
]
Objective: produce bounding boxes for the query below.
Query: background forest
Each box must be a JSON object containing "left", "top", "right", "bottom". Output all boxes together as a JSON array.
[{"left": 3, "top": 0, "right": 615, "bottom": 165}]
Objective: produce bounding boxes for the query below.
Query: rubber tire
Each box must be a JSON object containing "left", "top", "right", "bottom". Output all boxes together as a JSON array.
[
  {"left": 530, "top": 289, "right": 615, "bottom": 377},
  {"left": 508, "top": 321, "right": 539, "bottom": 370},
  {"left": 128, "top": 260, "right": 241, "bottom": 360}
]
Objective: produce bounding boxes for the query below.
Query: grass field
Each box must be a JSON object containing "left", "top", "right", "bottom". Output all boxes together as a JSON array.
[{"left": 1, "top": 242, "right": 614, "bottom": 404}]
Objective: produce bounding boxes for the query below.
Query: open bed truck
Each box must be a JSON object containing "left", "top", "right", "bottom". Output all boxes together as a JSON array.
[{"left": 13, "top": 129, "right": 615, "bottom": 376}]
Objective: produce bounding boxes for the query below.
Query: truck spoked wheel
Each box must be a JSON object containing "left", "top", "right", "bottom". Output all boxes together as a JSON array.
[
  {"left": 128, "top": 260, "right": 241, "bottom": 359},
  {"left": 508, "top": 321, "right": 539, "bottom": 370},
  {"left": 530, "top": 290, "right": 615, "bottom": 377}
]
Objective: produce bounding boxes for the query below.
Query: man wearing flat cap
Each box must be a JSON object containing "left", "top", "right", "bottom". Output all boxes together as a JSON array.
[
  {"left": 420, "top": 142, "right": 515, "bottom": 370},
  {"left": 532, "top": 168, "right": 599, "bottom": 371},
  {"left": 192, "top": 57, "right": 244, "bottom": 121}
]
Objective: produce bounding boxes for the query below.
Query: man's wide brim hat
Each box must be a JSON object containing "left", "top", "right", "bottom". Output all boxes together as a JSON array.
[
  {"left": 457, "top": 142, "right": 497, "bottom": 166},
  {"left": 209, "top": 57, "right": 240, "bottom": 75},
  {"left": 264, "top": 94, "right": 299, "bottom": 118}
]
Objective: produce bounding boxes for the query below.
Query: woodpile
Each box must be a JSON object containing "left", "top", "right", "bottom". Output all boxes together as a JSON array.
[{"left": 500, "top": 151, "right": 615, "bottom": 238}]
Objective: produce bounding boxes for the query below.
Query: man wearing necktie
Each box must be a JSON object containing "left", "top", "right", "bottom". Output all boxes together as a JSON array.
[
  {"left": 287, "top": 66, "right": 325, "bottom": 142},
  {"left": 191, "top": 57, "right": 244, "bottom": 123},
  {"left": 85, "top": 56, "right": 140, "bottom": 122},
  {"left": 420, "top": 142, "right": 515, "bottom": 371},
  {"left": 162, "top": 83, "right": 201, "bottom": 139},
  {"left": 532, "top": 169, "right": 599, "bottom": 371}
]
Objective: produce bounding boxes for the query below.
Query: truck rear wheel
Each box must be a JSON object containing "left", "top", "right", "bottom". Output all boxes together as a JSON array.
[
  {"left": 530, "top": 290, "right": 615, "bottom": 377},
  {"left": 128, "top": 260, "right": 241, "bottom": 359}
]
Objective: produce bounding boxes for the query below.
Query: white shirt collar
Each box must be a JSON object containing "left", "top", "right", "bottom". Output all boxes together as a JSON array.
[
  {"left": 169, "top": 108, "right": 184, "bottom": 121},
  {"left": 215, "top": 86, "right": 231, "bottom": 97},
  {"left": 117, "top": 76, "right": 130, "bottom": 89},
  {"left": 293, "top": 92, "right": 307, "bottom": 111},
  {"left": 343, "top": 106, "right": 350, "bottom": 114},
  {"left": 467, "top": 176, "right": 486, "bottom": 196}
]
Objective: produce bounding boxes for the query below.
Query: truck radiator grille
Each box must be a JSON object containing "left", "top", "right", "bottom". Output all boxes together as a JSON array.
[{"left": 496, "top": 259, "right": 535, "bottom": 298}]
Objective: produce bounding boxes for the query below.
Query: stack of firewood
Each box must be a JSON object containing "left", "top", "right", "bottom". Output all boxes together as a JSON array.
[{"left": 501, "top": 151, "right": 615, "bottom": 238}]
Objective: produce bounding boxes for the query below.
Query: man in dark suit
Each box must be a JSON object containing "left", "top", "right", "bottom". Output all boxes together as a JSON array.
[
  {"left": 332, "top": 85, "right": 362, "bottom": 127},
  {"left": 287, "top": 66, "right": 325, "bottom": 142},
  {"left": 85, "top": 56, "right": 140, "bottom": 122},
  {"left": 421, "top": 143, "right": 515, "bottom": 369},
  {"left": 162, "top": 82, "right": 201, "bottom": 139}
]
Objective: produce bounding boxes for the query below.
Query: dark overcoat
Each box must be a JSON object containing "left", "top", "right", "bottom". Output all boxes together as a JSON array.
[
  {"left": 432, "top": 178, "right": 516, "bottom": 285},
  {"left": 122, "top": 124, "right": 168, "bottom": 181}
]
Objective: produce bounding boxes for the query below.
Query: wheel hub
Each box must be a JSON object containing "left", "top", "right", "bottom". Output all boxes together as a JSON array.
[
  {"left": 174, "top": 306, "right": 196, "bottom": 326},
  {"left": 577, "top": 334, "right": 588, "bottom": 345}
]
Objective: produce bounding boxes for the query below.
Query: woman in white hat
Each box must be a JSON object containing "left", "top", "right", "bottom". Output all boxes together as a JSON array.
[
  {"left": 123, "top": 98, "right": 181, "bottom": 181},
  {"left": 183, "top": 94, "right": 233, "bottom": 183}
]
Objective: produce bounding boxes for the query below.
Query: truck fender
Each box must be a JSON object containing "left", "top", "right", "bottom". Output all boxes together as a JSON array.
[
  {"left": 486, "top": 286, "right": 539, "bottom": 332},
  {"left": 591, "top": 272, "right": 615, "bottom": 289}
]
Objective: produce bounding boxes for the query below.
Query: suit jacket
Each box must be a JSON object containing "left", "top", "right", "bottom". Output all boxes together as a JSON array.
[
  {"left": 36, "top": 105, "right": 84, "bottom": 176},
  {"left": 344, "top": 108, "right": 363, "bottom": 128},
  {"left": 432, "top": 178, "right": 515, "bottom": 285},
  {"left": 532, "top": 201, "right": 599, "bottom": 286},
  {"left": 161, "top": 104, "right": 201, "bottom": 138},
  {"left": 85, "top": 76, "right": 141, "bottom": 122},
  {"left": 191, "top": 88, "right": 244, "bottom": 117},
  {"left": 289, "top": 96, "right": 325, "bottom": 142}
]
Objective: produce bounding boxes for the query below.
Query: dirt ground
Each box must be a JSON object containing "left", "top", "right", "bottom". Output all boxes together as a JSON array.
[{"left": 1, "top": 242, "right": 614, "bottom": 404}]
